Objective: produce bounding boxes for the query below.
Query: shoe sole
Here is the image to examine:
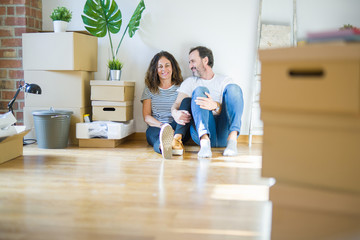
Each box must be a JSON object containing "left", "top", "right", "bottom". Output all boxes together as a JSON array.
[
  {"left": 159, "top": 124, "right": 174, "bottom": 159},
  {"left": 172, "top": 149, "right": 183, "bottom": 156}
]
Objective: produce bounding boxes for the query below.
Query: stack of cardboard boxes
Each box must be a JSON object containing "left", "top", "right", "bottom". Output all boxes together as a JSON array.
[
  {"left": 259, "top": 43, "right": 360, "bottom": 239},
  {"left": 76, "top": 80, "right": 135, "bottom": 148},
  {"left": 22, "top": 32, "right": 98, "bottom": 145}
]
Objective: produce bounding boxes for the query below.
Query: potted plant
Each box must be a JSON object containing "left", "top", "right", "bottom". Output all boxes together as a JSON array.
[
  {"left": 81, "top": 0, "right": 145, "bottom": 80},
  {"left": 50, "top": 6, "right": 72, "bottom": 33},
  {"left": 108, "top": 59, "right": 123, "bottom": 81}
]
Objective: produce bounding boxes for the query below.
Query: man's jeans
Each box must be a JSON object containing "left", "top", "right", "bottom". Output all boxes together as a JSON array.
[{"left": 190, "top": 84, "right": 244, "bottom": 147}]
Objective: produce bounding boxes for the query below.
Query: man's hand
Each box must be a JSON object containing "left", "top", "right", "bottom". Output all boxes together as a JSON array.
[
  {"left": 173, "top": 110, "right": 191, "bottom": 125},
  {"left": 194, "top": 92, "right": 218, "bottom": 110}
]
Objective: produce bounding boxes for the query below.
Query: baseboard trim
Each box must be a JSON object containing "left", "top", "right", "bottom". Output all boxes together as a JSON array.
[{"left": 127, "top": 133, "right": 263, "bottom": 143}]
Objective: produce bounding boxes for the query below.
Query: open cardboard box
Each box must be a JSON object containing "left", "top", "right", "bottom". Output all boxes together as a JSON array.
[{"left": 0, "top": 126, "right": 30, "bottom": 165}]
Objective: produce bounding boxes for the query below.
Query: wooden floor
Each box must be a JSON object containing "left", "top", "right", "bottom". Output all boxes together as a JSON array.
[{"left": 0, "top": 140, "right": 273, "bottom": 240}]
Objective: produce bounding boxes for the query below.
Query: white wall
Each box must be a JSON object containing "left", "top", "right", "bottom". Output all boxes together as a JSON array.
[
  {"left": 42, "top": 0, "right": 260, "bottom": 134},
  {"left": 42, "top": 0, "right": 360, "bottom": 134}
]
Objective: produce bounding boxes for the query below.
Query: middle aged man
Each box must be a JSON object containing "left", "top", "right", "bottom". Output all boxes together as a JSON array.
[{"left": 171, "top": 46, "right": 244, "bottom": 158}]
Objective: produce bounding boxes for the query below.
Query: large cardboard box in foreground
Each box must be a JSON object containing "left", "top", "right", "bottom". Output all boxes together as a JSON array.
[
  {"left": 269, "top": 183, "right": 360, "bottom": 240},
  {"left": 261, "top": 111, "right": 360, "bottom": 193},
  {"left": 90, "top": 80, "right": 135, "bottom": 101},
  {"left": 24, "top": 106, "right": 91, "bottom": 146},
  {"left": 0, "top": 126, "right": 29, "bottom": 164},
  {"left": 259, "top": 43, "right": 360, "bottom": 193},
  {"left": 259, "top": 43, "right": 360, "bottom": 114},
  {"left": 24, "top": 71, "right": 94, "bottom": 108},
  {"left": 22, "top": 32, "right": 98, "bottom": 71}
]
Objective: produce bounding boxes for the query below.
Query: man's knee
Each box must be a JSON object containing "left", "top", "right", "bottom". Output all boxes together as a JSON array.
[
  {"left": 192, "top": 86, "right": 209, "bottom": 98},
  {"left": 224, "top": 84, "right": 243, "bottom": 97}
]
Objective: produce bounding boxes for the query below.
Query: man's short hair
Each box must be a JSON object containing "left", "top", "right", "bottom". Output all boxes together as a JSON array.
[{"left": 189, "top": 46, "right": 214, "bottom": 68}]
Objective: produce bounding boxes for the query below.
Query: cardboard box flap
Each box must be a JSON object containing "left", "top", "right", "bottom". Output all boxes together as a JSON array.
[
  {"left": 90, "top": 80, "right": 135, "bottom": 86},
  {"left": 0, "top": 126, "right": 29, "bottom": 144}
]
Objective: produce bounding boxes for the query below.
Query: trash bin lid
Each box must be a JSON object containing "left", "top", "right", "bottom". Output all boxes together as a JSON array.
[{"left": 32, "top": 109, "right": 73, "bottom": 116}]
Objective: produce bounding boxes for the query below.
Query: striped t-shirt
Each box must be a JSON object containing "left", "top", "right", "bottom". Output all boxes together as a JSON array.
[{"left": 141, "top": 85, "right": 179, "bottom": 124}]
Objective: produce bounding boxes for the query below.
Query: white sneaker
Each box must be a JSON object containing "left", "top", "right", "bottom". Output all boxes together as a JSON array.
[{"left": 159, "top": 124, "right": 174, "bottom": 159}]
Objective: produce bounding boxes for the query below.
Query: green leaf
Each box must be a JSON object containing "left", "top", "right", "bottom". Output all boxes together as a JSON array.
[
  {"left": 81, "top": 0, "right": 122, "bottom": 36},
  {"left": 128, "top": 0, "right": 146, "bottom": 38}
]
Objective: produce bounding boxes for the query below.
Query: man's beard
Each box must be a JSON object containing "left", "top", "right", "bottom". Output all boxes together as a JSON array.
[{"left": 192, "top": 68, "right": 200, "bottom": 77}]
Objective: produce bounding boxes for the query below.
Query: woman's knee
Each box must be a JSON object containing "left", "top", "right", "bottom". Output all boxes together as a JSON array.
[{"left": 179, "top": 97, "right": 191, "bottom": 110}]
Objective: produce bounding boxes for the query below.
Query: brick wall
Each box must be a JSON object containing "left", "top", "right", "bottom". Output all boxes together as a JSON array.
[{"left": 0, "top": 0, "right": 42, "bottom": 124}]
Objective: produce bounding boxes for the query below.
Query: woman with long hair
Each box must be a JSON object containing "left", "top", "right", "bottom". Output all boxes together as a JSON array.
[{"left": 141, "top": 51, "right": 191, "bottom": 159}]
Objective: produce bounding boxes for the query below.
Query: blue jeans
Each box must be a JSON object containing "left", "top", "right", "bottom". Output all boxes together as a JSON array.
[
  {"left": 190, "top": 84, "right": 244, "bottom": 147},
  {"left": 146, "top": 98, "right": 191, "bottom": 154}
]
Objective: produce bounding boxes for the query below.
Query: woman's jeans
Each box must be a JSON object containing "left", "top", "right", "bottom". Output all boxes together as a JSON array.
[
  {"left": 146, "top": 98, "right": 191, "bottom": 154},
  {"left": 190, "top": 84, "right": 244, "bottom": 147}
]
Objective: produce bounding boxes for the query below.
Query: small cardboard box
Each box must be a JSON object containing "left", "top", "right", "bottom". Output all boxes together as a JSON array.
[
  {"left": 0, "top": 126, "right": 29, "bottom": 164},
  {"left": 90, "top": 80, "right": 135, "bottom": 101},
  {"left": 259, "top": 43, "right": 360, "bottom": 115},
  {"left": 22, "top": 32, "right": 98, "bottom": 71},
  {"left": 24, "top": 106, "right": 91, "bottom": 146},
  {"left": 270, "top": 183, "right": 360, "bottom": 240},
  {"left": 92, "top": 101, "right": 133, "bottom": 122},
  {"left": 24, "top": 71, "right": 93, "bottom": 108}
]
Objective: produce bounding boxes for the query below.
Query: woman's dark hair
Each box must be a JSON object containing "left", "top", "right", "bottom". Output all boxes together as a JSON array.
[
  {"left": 189, "top": 46, "right": 214, "bottom": 68},
  {"left": 144, "top": 51, "right": 183, "bottom": 94}
]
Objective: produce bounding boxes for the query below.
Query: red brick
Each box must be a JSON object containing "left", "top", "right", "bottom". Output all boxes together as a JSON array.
[
  {"left": 27, "top": 17, "right": 34, "bottom": 27},
  {"left": 9, "top": 70, "right": 23, "bottom": 79},
  {"left": 14, "top": 27, "right": 27, "bottom": 36},
  {"left": 16, "top": 80, "right": 24, "bottom": 88},
  {"left": 0, "top": 49, "right": 16, "bottom": 58},
  {"left": 0, "top": 80, "right": 14, "bottom": 89},
  {"left": 0, "top": 101, "right": 10, "bottom": 111},
  {"left": 16, "top": 6, "right": 26, "bottom": 15},
  {"left": 0, "top": 0, "right": 13, "bottom": 5},
  {"left": 7, "top": 6, "right": 15, "bottom": 15},
  {"left": 36, "top": 8, "right": 42, "bottom": 19},
  {"left": 0, "top": 70, "right": 7, "bottom": 78},
  {"left": 2, "top": 90, "right": 24, "bottom": 100},
  {"left": 5, "top": 17, "right": 26, "bottom": 26},
  {"left": 14, "top": 0, "right": 25, "bottom": 4},
  {"left": 0, "top": 60, "right": 22, "bottom": 68},
  {"left": 18, "top": 49, "right": 22, "bottom": 58},
  {"left": 0, "top": 7, "right": 6, "bottom": 15},
  {"left": 1, "top": 38, "right": 22, "bottom": 47},
  {"left": 19, "top": 101, "right": 24, "bottom": 109},
  {"left": 0, "top": 28, "right": 13, "bottom": 37}
]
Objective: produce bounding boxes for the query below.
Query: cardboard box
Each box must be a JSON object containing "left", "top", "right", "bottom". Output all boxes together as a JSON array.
[
  {"left": 261, "top": 111, "right": 360, "bottom": 193},
  {"left": 24, "top": 106, "right": 91, "bottom": 146},
  {"left": 92, "top": 101, "right": 133, "bottom": 122},
  {"left": 0, "top": 126, "right": 30, "bottom": 164},
  {"left": 259, "top": 43, "right": 360, "bottom": 115},
  {"left": 22, "top": 32, "right": 98, "bottom": 71},
  {"left": 270, "top": 183, "right": 360, "bottom": 240},
  {"left": 90, "top": 80, "right": 135, "bottom": 101},
  {"left": 24, "top": 71, "right": 93, "bottom": 108},
  {"left": 76, "top": 119, "right": 134, "bottom": 139}
]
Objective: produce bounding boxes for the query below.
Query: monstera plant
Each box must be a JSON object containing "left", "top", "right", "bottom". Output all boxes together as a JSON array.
[{"left": 81, "top": 0, "right": 145, "bottom": 79}]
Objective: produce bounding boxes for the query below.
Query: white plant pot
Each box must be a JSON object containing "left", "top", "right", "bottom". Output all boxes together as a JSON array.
[
  {"left": 53, "top": 21, "right": 68, "bottom": 33},
  {"left": 110, "top": 70, "right": 122, "bottom": 81}
]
